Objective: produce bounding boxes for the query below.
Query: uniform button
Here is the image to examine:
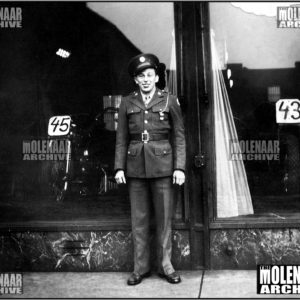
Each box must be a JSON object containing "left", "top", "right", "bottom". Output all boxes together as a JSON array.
[
  {"left": 144, "top": 120, "right": 148, "bottom": 124},
  {"left": 131, "top": 110, "right": 134, "bottom": 112},
  {"left": 160, "top": 109, "right": 162, "bottom": 111},
  {"left": 145, "top": 110, "right": 148, "bottom": 114},
  {"left": 128, "top": 151, "right": 130, "bottom": 154},
  {"left": 164, "top": 151, "right": 166, "bottom": 153}
]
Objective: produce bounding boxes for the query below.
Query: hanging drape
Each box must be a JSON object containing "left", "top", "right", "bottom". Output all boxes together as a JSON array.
[
  {"left": 167, "top": 30, "right": 177, "bottom": 95},
  {"left": 211, "top": 30, "right": 254, "bottom": 218}
]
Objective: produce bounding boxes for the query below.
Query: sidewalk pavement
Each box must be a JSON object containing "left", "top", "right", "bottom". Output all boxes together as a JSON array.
[
  {"left": 0, "top": 271, "right": 202, "bottom": 298},
  {"left": 1, "top": 270, "right": 299, "bottom": 298}
]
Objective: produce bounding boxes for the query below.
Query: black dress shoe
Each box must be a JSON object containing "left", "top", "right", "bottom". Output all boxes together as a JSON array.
[
  {"left": 127, "top": 271, "right": 151, "bottom": 285},
  {"left": 158, "top": 272, "right": 181, "bottom": 284}
]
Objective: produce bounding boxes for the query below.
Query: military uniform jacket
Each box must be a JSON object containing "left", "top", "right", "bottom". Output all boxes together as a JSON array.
[{"left": 114, "top": 88, "right": 186, "bottom": 178}]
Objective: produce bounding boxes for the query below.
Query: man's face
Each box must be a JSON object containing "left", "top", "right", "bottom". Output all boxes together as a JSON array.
[{"left": 134, "top": 68, "right": 159, "bottom": 94}]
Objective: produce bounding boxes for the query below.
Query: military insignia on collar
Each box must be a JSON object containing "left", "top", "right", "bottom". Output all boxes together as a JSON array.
[
  {"left": 139, "top": 56, "right": 145, "bottom": 62},
  {"left": 177, "top": 98, "right": 180, "bottom": 106}
]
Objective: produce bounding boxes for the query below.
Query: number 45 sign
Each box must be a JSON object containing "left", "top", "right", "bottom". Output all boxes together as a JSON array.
[
  {"left": 48, "top": 116, "right": 71, "bottom": 136},
  {"left": 276, "top": 99, "right": 300, "bottom": 123}
]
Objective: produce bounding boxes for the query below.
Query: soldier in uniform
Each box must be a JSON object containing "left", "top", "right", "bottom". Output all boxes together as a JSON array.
[{"left": 114, "top": 53, "right": 186, "bottom": 285}]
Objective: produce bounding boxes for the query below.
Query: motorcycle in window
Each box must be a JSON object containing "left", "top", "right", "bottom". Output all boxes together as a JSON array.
[{"left": 45, "top": 108, "right": 118, "bottom": 201}]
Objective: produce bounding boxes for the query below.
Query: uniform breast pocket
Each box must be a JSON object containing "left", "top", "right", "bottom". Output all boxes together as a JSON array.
[
  {"left": 151, "top": 106, "right": 170, "bottom": 128},
  {"left": 127, "top": 107, "right": 141, "bottom": 130}
]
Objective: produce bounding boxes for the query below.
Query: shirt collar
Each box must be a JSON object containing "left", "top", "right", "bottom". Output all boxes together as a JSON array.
[{"left": 140, "top": 87, "right": 156, "bottom": 101}]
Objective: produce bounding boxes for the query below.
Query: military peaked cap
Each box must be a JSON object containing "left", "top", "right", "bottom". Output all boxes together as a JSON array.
[{"left": 128, "top": 53, "right": 159, "bottom": 77}]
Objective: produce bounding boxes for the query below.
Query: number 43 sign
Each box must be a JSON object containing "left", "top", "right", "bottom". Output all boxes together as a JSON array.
[{"left": 276, "top": 99, "right": 300, "bottom": 123}]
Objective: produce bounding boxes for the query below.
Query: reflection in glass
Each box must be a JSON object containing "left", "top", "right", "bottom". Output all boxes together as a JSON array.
[
  {"left": 210, "top": 3, "right": 300, "bottom": 218},
  {"left": 0, "top": 3, "right": 184, "bottom": 225}
]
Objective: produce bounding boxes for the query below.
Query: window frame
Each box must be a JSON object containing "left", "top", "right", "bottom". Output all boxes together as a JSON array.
[{"left": 207, "top": 2, "right": 300, "bottom": 229}]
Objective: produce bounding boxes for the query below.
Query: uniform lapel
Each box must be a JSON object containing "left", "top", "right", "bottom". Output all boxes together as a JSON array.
[
  {"left": 146, "top": 89, "right": 165, "bottom": 109},
  {"left": 129, "top": 90, "right": 146, "bottom": 110}
]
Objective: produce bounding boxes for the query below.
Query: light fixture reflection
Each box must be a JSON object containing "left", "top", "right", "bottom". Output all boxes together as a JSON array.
[{"left": 56, "top": 48, "right": 71, "bottom": 58}]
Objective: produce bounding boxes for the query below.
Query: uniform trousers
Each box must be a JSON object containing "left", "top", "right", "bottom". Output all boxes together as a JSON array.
[{"left": 128, "top": 176, "right": 175, "bottom": 276}]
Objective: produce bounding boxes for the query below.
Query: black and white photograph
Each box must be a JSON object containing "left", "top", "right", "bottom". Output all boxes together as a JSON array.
[{"left": 1, "top": 1, "right": 300, "bottom": 298}]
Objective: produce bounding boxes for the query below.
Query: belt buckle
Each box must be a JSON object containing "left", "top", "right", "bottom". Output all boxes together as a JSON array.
[{"left": 142, "top": 131, "right": 149, "bottom": 143}]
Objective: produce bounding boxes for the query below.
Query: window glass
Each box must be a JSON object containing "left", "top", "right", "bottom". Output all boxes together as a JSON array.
[
  {"left": 210, "top": 3, "right": 300, "bottom": 219},
  {"left": 0, "top": 3, "right": 184, "bottom": 225}
]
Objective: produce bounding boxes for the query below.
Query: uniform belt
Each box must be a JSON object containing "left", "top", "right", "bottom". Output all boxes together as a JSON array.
[{"left": 130, "top": 133, "right": 169, "bottom": 142}]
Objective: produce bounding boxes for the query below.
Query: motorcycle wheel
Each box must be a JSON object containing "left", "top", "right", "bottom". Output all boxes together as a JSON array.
[
  {"left": 54, "top": 185, "right": 67, "bottom": 202},
  {"left": 51, "top": 161, "right": 69, "bottom": 201}
]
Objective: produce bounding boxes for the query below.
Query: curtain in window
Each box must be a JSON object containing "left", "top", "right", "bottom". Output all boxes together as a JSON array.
[
  {"left": 167, "top": 30, "right": 177, "bottom": 95},
  {"left": 211, "top": 30, "right": 254, "bottom": 218}
]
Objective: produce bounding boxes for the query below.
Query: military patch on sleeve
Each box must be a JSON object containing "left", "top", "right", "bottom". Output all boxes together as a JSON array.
[{"left": 177, "top": 98, "right": 180, "bottom": 106}]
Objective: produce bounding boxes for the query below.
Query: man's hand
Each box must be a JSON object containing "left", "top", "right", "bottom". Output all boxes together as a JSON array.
[
  {"left": 115, "top": 170, "right": 126, "bottom": 184},
  {"left": 173, "top": 170, "right": 185, "bottom": 185}
]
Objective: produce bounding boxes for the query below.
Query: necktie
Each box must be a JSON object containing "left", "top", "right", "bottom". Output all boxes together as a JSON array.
[{"left": 144, "top": 95, "right": 151, "bottom": 107}]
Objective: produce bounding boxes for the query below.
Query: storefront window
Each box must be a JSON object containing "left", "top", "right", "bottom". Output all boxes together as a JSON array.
[
  {"left": 0, "top": 3, "right": 185, "bottom": 225},
  {"left": 210, "top": 3, "right": 300, "bottom": 219}
]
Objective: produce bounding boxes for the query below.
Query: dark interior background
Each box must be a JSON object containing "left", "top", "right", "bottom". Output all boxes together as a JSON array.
[
  {"left": 0, "top": 2, "right": 176, "bottom": 223},
  {"left": 0, "top": 2, "right": 143, "bottom": 197},
  {"left": 223, "top": 63, "right": 300, "bottom": 217}
]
